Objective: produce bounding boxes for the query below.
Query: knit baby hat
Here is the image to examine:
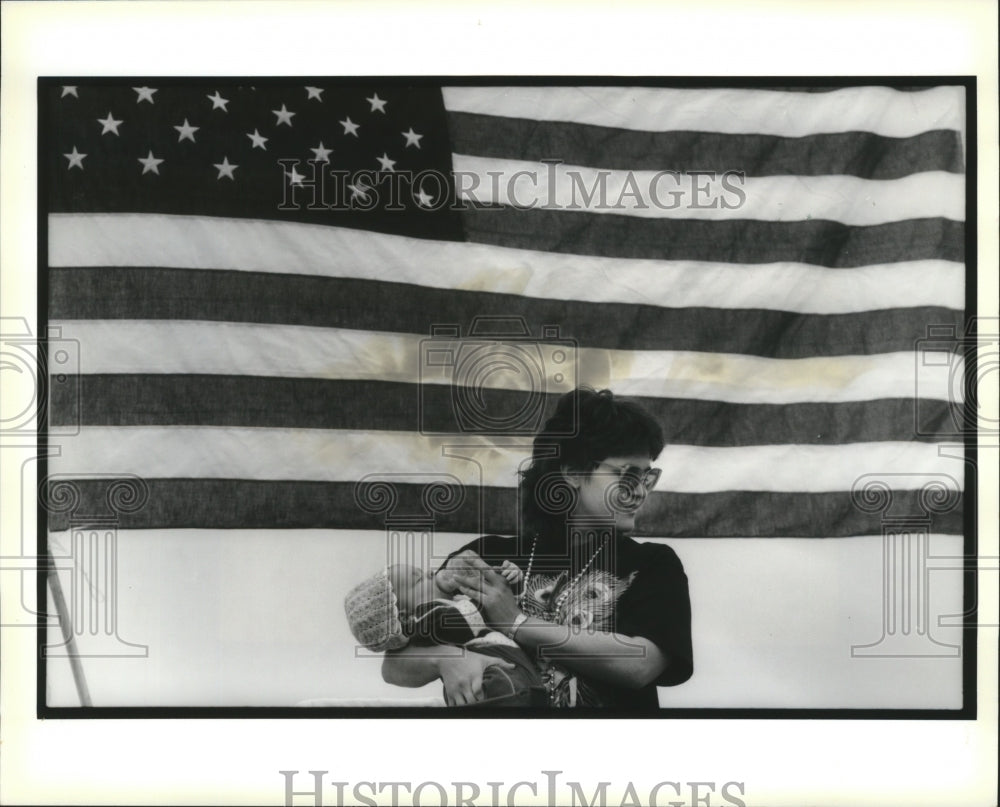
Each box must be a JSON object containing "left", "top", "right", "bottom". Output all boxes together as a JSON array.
[{"left": 343, "top": 569, "right": 409, "bottom": 652}]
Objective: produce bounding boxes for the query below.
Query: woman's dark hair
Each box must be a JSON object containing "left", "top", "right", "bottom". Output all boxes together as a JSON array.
[{"left": 518, "top": 387, "right": 664, "bottom": 537}]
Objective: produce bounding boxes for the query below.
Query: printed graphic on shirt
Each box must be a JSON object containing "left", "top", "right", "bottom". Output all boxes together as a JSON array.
[{"left": 520, "top": 568, "right": 637, "bottom": 707}]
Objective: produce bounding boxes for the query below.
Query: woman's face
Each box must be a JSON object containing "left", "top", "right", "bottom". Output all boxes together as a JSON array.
[{"left": 569, "top": 452, "right": 660, "bottom": 533}]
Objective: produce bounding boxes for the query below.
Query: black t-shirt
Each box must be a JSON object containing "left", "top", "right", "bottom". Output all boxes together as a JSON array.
[{"left": 445, "top": 533, "right": 693, "bottom": 710}]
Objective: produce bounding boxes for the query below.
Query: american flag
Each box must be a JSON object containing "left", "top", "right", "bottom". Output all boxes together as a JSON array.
[{"left": 45, "top": 80, "right": 966, "bottom": 541}]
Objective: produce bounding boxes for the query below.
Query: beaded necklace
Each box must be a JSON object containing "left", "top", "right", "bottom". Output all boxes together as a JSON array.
[{"left": 518, "top": 532, "right": 610, "bottom": 614}]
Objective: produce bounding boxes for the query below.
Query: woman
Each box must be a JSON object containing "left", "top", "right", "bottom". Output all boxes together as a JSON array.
[{"left": 382, "top": 387, "right": 693, "bottom": 709}]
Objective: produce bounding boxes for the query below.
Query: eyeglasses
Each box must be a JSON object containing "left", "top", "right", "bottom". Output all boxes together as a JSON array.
[{"left": 593, "top": 461, "right": 662, "bottom": 492}]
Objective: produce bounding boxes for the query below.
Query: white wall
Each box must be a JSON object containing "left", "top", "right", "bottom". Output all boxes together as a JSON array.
[{"left": 46, "top": 529, "right": 965, "bottom": 709}]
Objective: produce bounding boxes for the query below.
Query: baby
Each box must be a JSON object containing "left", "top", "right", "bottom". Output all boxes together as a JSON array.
[{"left": 344, "top": 552, "right": 543, "bottom": 706}]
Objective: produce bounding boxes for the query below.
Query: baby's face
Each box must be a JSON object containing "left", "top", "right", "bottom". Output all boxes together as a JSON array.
[{"left": 386, "top": 564, "right": 444, "bottom": 613}]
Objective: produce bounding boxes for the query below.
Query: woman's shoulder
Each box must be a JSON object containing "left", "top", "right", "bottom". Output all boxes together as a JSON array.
[
  {"left": 622, "top": 538, "right": 686, "bottom": 572},
  {"left": 469, "top": 534, "right": 521, "bottom": 558},
  {"left": 450, "top": 534, "right": 520, "bottom": 561}
]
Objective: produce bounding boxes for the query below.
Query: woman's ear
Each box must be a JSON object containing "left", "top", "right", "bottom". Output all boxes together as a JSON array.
[{"left": 560, "top": 464, "right": 581, "bottom": 488}]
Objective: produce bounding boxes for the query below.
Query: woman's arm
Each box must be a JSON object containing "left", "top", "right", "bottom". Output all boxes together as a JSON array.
[
  {"left": 510, "top": 618, "right": 668, "bottom": 689},
  {"left": 381, "top": 643, "right": 456, "bottom": 687},
  {"left": 452, "top": 556, "right": 676, "bottom": 689}
]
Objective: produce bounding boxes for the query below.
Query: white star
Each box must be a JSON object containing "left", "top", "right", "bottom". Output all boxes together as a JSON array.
[
  {"left": 366, "top": 93, "right": 387, "bottom": 113},
  {"left": 305, "top": 86, "right": 324, "bottom": 101},
  {"left": 133, "top": 86, "right": 157, "bottom": 104},
  {"left": 340, "top": 117, "right": 360, "bottom": 137},
  {"left": 174, "top": 119, "right": 199, "bottom": 143},
  {"left": 402, "top": 127, "right": 423, "bottom": 149},
  {"left": 286, "top": 167, "right": 306, "bottom": 186},
  {"left": 272, "top": 104, "right": 295, "bottom": 127},
  {"left": 246, "top": 129, "right": 268, "bottom": 150},
  {"left": 310, "top": 142, "right": 333, "bottom": 162},
  {"left": 138, "top": 150, "right": 164, "bottom": 175},
  {"left": 207, "top": 91, "right": 229, "bottom": 111},
  {"left": 97, "top": 112, "right": 123, "bottom": 136},
  {"left": 347, "top": 182, "right": 372, "bottom": 201},
  {"left": 213, "top": 157, "right": 238, "bottom": 180},
  {"left": 376, "top": 153, "right": 396, "bottom": 172},
  {"left": 415, "top": 187, "right": 434, "bottom": 207},
  {"left": 63, "top": 147, "right": 86, "bottom": 170},
  {"left": 61, "top": 86, "right": 78, "bottom": 98}
]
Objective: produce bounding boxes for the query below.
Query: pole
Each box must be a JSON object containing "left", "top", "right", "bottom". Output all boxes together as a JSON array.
[{"left": 46, "top": 564, "right": 93, "bottom": 707}]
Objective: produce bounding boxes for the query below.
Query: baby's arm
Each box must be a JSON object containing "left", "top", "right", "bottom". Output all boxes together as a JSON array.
[{"left": 498, "top": 559, "right": 523, "bottom": 586}]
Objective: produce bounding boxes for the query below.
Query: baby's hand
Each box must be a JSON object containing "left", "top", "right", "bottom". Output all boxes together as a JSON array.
[{"left": 498, "top": 560, "right": 523, "bottom": 586}]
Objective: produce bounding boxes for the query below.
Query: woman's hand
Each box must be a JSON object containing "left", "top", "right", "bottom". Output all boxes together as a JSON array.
[
  {"left": 436, "top": 549, "right": 482, "bottom": 595},
  {"left": 439, "top": 551, "right": 522, "bottom": 597},
  {"left": 450, "top": 553, "right": 524, "bottom": 630},
  {"left": 439, "top": 652, "right": 515, "bottom": 706}
]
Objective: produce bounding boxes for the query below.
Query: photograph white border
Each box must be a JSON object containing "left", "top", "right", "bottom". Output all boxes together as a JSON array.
[{"left": 2, "top": 2, "right": 997, "bottom": 805}]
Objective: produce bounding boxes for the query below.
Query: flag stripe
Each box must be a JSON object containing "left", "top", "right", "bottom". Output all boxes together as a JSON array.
[
  {"left": 441, "top": 86, "right": 965, "bottom": 138},
  {"left": 50, "top": 376, "right": 962, "bottom": 445},
  {"left": 49, "top": 268, "right": 962, "bottom": 359},
  {"left": 44, "top": 82, "right": 970, "bottom": 550},
  {"left": 45, "top": 479, "right": 964, "bottom": 538},
  {"left": 461, "top": 208, "right": 964, "bottom": 266},
  {"left": 447, "top": 111, "right": 964, "bottom": 178},
  {"left": 451, "top": 156, "right": 964, "bottom": 225},
  {"left": 51, "top": 426, "right": 962, "bottom": 493},
  {"left": 49, "top": 215, "right": 965, "bottom": 315},
  {"left": 50, "top": 321, "right": 961, "bottom": 404}
]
